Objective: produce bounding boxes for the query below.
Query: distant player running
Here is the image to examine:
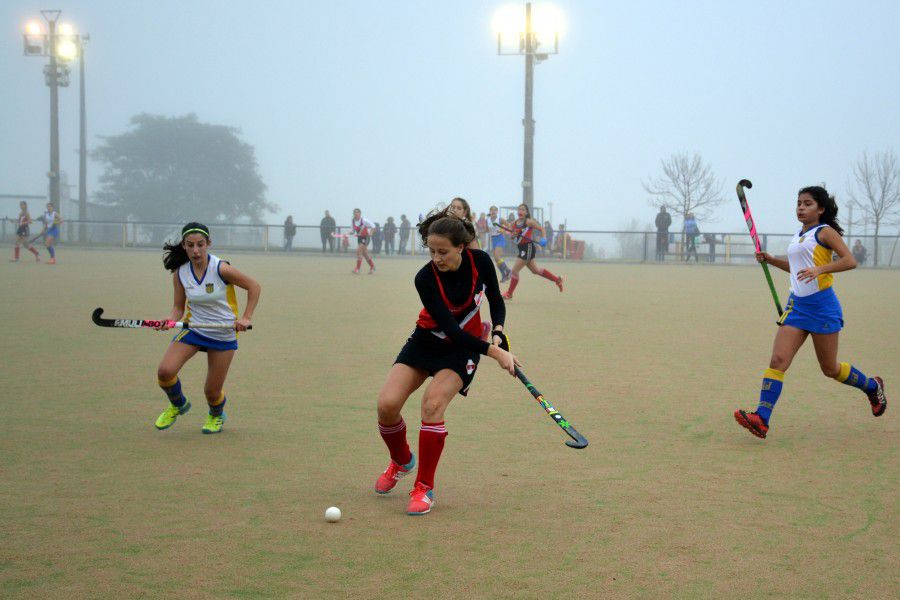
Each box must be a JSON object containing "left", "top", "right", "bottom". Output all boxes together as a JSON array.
[
  {"left": 503, "top": 203, "right": 563, "bottom": 300},
  {"left": 38, "top": 202, "right": 63, "bottom": 264},
  {"left": 487, "top": 205, "right": 512, "bottom": 282},
  {"left": 350, "top": 208, "right": 376, "bottom": 274},
  {"left": 154, "top": 223, "right": 261, "bottom": 435},
  {"left": 447, "top": 197, "right": 481, "bottom": 250},
  {"left": 7, "top": 201, "right": 40, "bottom": 262},
  {"left": 735, "top": 186, "right": 887, "bottom": 439},
  {"left": 374, "top": 212, "right": 518, "bottom": 516}
]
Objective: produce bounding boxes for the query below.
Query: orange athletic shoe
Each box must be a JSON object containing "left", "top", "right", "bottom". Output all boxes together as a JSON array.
[
  {"left": 734, "top": 409, "right": 769, "bottom": 439},
  {"left": 47, "top": 258, "right": 56, "bottom": 265},
  {"left": 867, "top": 377, "right": 887, "bottom": 417},
  {"left": 375, "top": 454, "right": 416, "bottom": 494},
  {"left": 502, "top": 291, "right": 513, "bottom": 300},
  {"left": 407, "top": 482, "right": 434, "bottom": 516},
  {"left": 556, "top": 275, "right": 564, "bottom": 293}
]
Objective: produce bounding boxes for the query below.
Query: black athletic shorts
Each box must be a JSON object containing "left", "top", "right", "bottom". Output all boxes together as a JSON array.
[
  {"left": 394, "top": 334, "right": 481, "bottom": 396},
  {"left": 358, "top": 236, "right": 370, "bottom": 246},
  {"left": 517, "top": 242, "right": 536, "bottom": 261},
  {"left": 16, "top": 225, "right": 29, "bottom": 237}
]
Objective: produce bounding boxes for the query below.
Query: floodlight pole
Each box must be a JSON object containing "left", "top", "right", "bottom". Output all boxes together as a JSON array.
[
  {"left": 78, "top": 35, "right": 89, "bottom": 241},
  {"left": 45, "top": 10, "right": 61, "bottom": 210},
  {"left": 497, "top": 2, "right": 558, "bottom": 214}
]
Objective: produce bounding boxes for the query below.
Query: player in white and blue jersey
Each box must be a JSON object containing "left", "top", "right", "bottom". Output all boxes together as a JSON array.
[
  {"left": 39, "top": 203, "right": 62, "bottom": 264},
  {"left": 153, "top": 222, "right": 261, "bottom": 434},
  {"left": 735, "top": 187, "right": 887, "bottom": 439},
  {"left": 487, "top": 205, "right": 511, "bottom": 282}
]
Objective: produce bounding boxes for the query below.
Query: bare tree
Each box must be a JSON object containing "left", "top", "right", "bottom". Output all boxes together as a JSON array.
[
  {"left": 643, "top": 152, "right": 725, "bottom": 221},
  {"left": 847, "top": 150, "right": 900, "bottom": 266}
]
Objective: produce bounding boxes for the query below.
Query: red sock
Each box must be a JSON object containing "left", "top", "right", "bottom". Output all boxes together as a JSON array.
[
  {"left": 506, "top": 273, "right": 520, "bottom": 295},
  {"left": 355, "top": 258, "right": 362, "bottom": 270},
  {"left": 366, "top": 257, "right": 374, "bottom": 268},
  {"left": 416, "top": 421, "right": 447, "bottom": 489},
  {"left": 14, "top": 246, "right": 20, "bottom": 260},
  {"left": 29, "top": 246, "right": 39, "bottom": 257},
  {"left": 540, "top": 268, "right": 560, "bottom": 283},
  {"left": 379, "top": 419, "right": 412, "bottom": 465}
]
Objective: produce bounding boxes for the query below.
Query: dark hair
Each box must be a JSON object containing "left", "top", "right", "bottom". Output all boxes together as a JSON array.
[
  {"left": 418, "top": 207, "right": 476, "bottom": 247},
  {"left": 517, "top": 203, "right": 531, "bottom": 220},
  {"left": 450, "top": 197, "right": 473, "bottom": 221},
  {"left": 163, "top": 222, "right": 210, "bottom": 272},
  {"left": 798, "top": 186, "right": 844, "bottom": 236}
]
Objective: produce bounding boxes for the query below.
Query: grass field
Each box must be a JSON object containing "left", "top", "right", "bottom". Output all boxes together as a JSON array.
[{"left": 1, "top": 249, "right": 898, "bottom": 599}]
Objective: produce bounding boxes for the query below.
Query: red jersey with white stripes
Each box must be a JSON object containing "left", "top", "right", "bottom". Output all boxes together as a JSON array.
[
  {"left": 353, "top": 218, "right": 374, "bottom": 237},
  {"left": 513, "top": 218, "right": 534, "bottom": 242}
]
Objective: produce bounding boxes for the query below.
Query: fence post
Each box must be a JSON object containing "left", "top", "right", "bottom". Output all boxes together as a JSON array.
[
  {"left": 122, "top": 222, "right": 127, "bottom": 248},
  {"left": 642, "top": 232, "right": 648, "bottom": 262},
  {"left": 263, "top": 226, "right": 269, "bottom": 252}
]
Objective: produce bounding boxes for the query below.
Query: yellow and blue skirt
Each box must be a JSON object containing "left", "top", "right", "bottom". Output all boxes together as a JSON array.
[
  {"left": 777, "top": 287, "right": 843, "bottom": 334},
  {"left": 173, "top": 329, "right": 238, "bottom": 352}
]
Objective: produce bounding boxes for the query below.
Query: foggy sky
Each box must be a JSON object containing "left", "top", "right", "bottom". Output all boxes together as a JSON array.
[{"left": 2, "top": 0, "right": 899, "bottom": 233}]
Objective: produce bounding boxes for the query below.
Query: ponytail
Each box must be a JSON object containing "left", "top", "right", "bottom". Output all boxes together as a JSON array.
[
  {"left": 163, "top": 222, "right": 210, "bottom": 272},
  {"left": 417, "top": 206, "right": 476, "bottom": 247},
  {"left": 799, "top": 186, "right": 844, "bottom": 236}
]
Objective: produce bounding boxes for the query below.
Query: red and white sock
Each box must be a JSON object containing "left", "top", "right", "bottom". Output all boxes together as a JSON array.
[
  {"left": 506, "top": 273, "right": 520, "bottom": 295},
  {"left": 379, "top": 418, "right": 412, "bottom": 465},
  {"left": 416, "top": 421, "right": 448, "bottom": 489},
  {"left": 355, "top": 258, "right": 362, "bottom": 270},
  {"left": 540, "top": 269, "right": 560, "bottom": 283}
]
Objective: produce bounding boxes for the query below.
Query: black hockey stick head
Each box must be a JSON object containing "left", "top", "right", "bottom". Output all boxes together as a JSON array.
[
  {"left": 738, "top": 179, "right": 752, "bottom": 190},
  {"left": 564, "top": 431, "right": 589, "bottom": 449},
  {"left": 92, "top": 307, "right": 110, "bottom": 326}
]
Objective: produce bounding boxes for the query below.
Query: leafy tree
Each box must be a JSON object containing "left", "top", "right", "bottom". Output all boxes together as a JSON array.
[{"left": 93, "top": 114, "right": 273, "bottom": 223}]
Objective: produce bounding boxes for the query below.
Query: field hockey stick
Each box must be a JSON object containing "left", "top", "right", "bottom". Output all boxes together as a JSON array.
[
  {"left": 736, "top": 180, "right": 783, "bottom": 317},
  {"left": 91, "top": 307, "right": 252, "bottom": 330},
  {"left": 330, "top": 232, "right": 357, "bottom": 239},
  {"left": 514, "top": 366, "right": 588, "bottom": 449},
  {"left": 491, "top": 222, "right": 547, "bottom": 247}
]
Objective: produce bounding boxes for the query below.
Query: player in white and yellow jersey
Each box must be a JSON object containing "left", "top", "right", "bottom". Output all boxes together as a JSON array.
[
  {"left": 153, "top": 223, "right": 261, "bottom": 434},
  {"left": 39, "top": 202, "right": 62, "bottom": 264},
  {"left": 734, "top": 187, "right": 887, "bottom": 439}
]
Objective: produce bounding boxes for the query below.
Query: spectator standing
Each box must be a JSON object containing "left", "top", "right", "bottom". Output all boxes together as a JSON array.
[
  {"left": 284, "top": 215, "right": 297, "bottom": 251},
  {"left": 383, "top": 217, "right": 397, "bottom": 255},
  {"left": 655, "top": 206, "right": 672, "bottom": 261},
  {"left": 398, "top": 214, "right": 411, "bottom": 255},
  {"left": 683, "top": 212, "right": 700, "bottom": 262},
  {"left": 543, "top": 221, "right": 554, "bottom": 254},
  {"left": 373, "top": 222, "right": 383, "bottom": 254},
  {"left": 852, "top": 240, "right": 868, "bottom": 266},
  {"left": 704, "top": 233, "right": 718, "bottom": 263},
  {"left": 320, "top": 210, "right": 336, "bottom": 252}
]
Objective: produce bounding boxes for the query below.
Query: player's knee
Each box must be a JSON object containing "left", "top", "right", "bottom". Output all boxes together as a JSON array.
[
  {"left": 819, "top": 362, "right": 841, "bottom": 378},
  {"left": 157, "top": 364, "right": 177, "bottom": 383},
  {"left": 420, "top": 393, "right": 447, "bottom": 422},
  {"left": 769, "top": 355, "right": 790, "bottom": 371},
  {"left": 377, "top": 391, "right": 404, "bottom": 421}
]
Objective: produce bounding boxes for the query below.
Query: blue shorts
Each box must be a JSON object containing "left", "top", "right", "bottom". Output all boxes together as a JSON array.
[
  {"left": 173, "top": 329, "right": 238, "bottom": 352},
  {"left": 46, "top": 226, "right": 59, "bottom": 239},
  {"left": 491, "top": 234, "right": 506, "bottom": 250},
  {"left": 778, "top": 287, "right": 843, "bottom": 334}
]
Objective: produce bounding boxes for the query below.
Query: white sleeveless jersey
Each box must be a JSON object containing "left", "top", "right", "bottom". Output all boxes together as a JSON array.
[
  {"left": 489, "top": 219, "right": 503, "bottom": 236},
  {"left": 178, "top": 254, "right": 238, "bottom": 341},
  {"left": 787, "top": 224, "right": 834, "bottom": 297}
]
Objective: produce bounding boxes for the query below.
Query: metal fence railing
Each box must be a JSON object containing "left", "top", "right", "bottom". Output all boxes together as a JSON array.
[{"left": 3, "top": 219, "right": 898, "bottom": 267}]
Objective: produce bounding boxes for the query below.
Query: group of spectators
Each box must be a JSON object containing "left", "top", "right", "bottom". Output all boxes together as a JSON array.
[
  {"left": 283, "top": 209, "right": 574, "bottom": 257},
  {"left": 282, "top": 212, "right": 416, "bottom": 255}
]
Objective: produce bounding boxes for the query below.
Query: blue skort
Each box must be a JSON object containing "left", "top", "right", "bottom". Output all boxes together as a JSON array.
[
  {"left": 491, "top": 234, "right": 506, "bottom": 250},
  {"left": 173, "top": 329, "right": 238, "bottom": 352},
  {"left": 777, "top": 287, "right": 843, "bottom": 334}
]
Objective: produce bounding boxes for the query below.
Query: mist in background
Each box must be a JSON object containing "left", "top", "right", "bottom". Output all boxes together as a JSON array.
[{"left": 2, "top": 0, "right": 899, "bottom": 232}]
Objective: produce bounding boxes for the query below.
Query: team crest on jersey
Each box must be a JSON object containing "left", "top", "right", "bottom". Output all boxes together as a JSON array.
[
  {"left": 205, "top": 283, "right": 215, "bottom": 293},
  {"left": 466, "top": 359, "right": 476, "bottom": 375},
  {"left": 799, "top": 236, "right": 806, "bottom": 243}
]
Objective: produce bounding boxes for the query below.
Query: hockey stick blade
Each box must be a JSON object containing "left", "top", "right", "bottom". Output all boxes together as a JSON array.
[
  {"left": 738, "top": 179, "right": 752, "bottom": 191},
  {"left": 515, "top": 367, "right": 588, "bottom": 450},
  {"left": 91, "top": 307, "right": 251, "bottom": 330}
]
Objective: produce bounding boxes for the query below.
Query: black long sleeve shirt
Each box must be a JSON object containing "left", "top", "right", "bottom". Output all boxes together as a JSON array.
[{"left": 412, "top": 249, "right": 505, "bottom": 354}]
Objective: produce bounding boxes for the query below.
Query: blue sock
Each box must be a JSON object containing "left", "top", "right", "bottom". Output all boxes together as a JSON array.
[
  {"left": 48, "top": 246, "right": 55, "bottom": 258},
  {"left": 209, "top": 395, "right": 226, "bottom": 417},
  {"left": 756, "top": 368, "right": 784, "bottom": 424},
  {"left": 834, "top": 362, "right": 878, "bottom": 393},
  {"left": 158, "top": 376, "right": 186, "bottom": 408}
]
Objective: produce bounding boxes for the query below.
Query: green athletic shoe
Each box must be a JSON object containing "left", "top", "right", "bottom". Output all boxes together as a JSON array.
[
  {"left": 155, "top": 401, "right": 191, "bottom": 430},
  {"left": 202, "top": 412, "right": 226, "bottom": 434}
]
